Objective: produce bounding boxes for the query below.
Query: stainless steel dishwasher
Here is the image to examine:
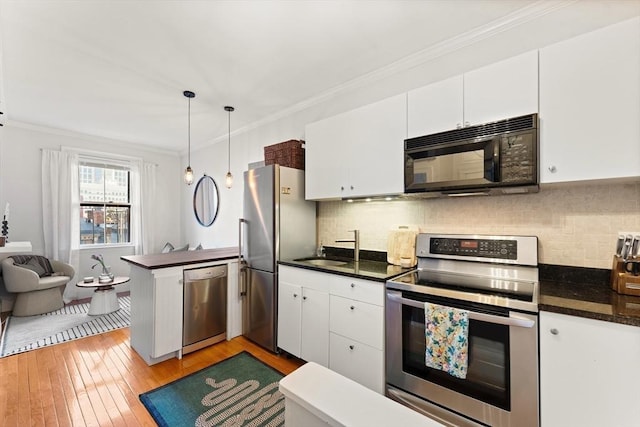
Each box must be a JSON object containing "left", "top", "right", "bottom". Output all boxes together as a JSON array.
[{"left": 183, "top": 264, "right": 227, "bottom": 355}]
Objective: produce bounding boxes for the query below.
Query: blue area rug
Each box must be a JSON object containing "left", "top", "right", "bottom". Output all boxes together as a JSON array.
[{"left": 139, "top": 351, "right": 286, "bottom": 427}]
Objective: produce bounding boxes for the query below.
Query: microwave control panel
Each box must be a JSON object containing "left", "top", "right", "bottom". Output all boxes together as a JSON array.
[{"left": 429, "top": 237, "right": 517, "bottom": 260}]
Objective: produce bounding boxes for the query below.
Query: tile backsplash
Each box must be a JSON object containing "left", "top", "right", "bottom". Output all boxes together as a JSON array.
[{"left": 317, "top": 181, "right": 640, "bottom": 269}]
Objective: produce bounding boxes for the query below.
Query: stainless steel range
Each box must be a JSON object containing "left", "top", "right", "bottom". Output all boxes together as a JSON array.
[{"left": 385, "top": 233, "right": 539, "bottom": 427}]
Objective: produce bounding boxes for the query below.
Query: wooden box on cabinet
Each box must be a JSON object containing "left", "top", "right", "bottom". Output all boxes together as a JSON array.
[{"left": 264, "top": 140, "right": 305, "bottom": 170}]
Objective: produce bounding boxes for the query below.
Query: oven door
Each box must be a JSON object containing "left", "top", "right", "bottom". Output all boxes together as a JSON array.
[{"left": 385, "top": 289, "right": 539, "bottom": 427}]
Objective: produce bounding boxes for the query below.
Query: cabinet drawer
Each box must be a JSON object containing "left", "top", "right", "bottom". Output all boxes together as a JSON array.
[
  {"left": 279, "top": 265, "right": 330, "bottom": 292},
  {"left": 329, "top": 332, "right": 384, "bottom": 394},
  {"left": 329, "top": 275, "right": 383, "bottom": 306},
  {"left": 329, "top": 295, "right": 383, "bottom": 350}
]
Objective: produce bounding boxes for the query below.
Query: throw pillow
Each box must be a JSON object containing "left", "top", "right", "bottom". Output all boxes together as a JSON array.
[
  {"left": 161, "top": 242, "right": 174, "bottom": 253},
  {"left": 172, "top": 244, "right": 190, "bottom": 252},
  {"left": 18, "top": 260, "right": 47, "bottom": 277}
]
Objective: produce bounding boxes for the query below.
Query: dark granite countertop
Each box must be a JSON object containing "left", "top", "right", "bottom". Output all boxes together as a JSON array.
[
  {"left": 539, "top": 264, "right": 640, "bottom": 327},
  {"left": 121, "top": 247, "right": 238, "bottom": 270},
  {"left": 279, "top": 257, "right": 411, "bottom": 282},
  {"left": 279, "top": 247, "right": 412, "bottom": 282}
]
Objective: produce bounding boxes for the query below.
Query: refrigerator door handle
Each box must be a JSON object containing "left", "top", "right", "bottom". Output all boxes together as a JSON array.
[{"left": 238, "top": 218, "right": 248, "bottom": 297}]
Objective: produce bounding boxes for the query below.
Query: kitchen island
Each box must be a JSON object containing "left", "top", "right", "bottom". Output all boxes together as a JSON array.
[{"left": 121, "top": 247, "right": 239, "bottom": 365}]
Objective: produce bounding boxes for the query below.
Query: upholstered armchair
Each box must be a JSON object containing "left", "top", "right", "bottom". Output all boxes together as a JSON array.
[{"left": 1, "top": 255, "right": 75, "bottom": 316}]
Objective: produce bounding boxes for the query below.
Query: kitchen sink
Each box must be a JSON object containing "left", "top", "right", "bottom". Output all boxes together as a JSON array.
[{"left": 302, "top": 259, "right": 348, "bottom": 267}]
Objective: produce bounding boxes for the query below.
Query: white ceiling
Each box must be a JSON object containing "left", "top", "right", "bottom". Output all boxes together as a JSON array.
[{"left": 0, "top": 1, "right": 638, "bottom": 153}]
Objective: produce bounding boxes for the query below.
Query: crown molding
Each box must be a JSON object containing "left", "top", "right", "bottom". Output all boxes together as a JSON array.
[
  {"left": 220, "top": 0, "right": 576, "bottom": 141},
  {"left": 4, "top": 119, "right": 179, "bottom": 157}
]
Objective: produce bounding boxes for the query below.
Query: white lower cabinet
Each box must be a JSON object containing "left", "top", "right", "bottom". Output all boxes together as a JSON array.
[
  {"left": 278, "top": 265, "right": 385, "bottom": 393},
  {"left": 540, "top": 311, "right": 640, "bottom": 427},
  {"left": 328, "top": 275, "right": 384, "bottom": 394},
  {"left": 329, "top": 332, "right": 384, "bottom": 394},
  {"left": 277, "top": 266, "right": 329, "bottom": 367}
]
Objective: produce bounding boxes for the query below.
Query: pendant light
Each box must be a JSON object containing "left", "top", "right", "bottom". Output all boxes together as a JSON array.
[
  {"left": 224, "top": 106, "right": 235, "bottom": 189},
  {"left": 183, "top": 90, "right": 196, "bottom": 185}
]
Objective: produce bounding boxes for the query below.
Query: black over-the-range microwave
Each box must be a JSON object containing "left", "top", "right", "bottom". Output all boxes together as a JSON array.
[{"left": 404, "top": 113, "right": 539, "bottom": 197}]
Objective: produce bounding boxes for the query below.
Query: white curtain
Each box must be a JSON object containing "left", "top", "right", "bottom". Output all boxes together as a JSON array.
[
  {"left": 41, "top": 149, "right": 80, "bottom": 302},
  {"left": 131, "top": 160, "right": 157, "bottom": 255}
]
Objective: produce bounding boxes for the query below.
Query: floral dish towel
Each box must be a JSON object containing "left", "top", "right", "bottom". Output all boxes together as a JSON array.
[{"left": 424, "top": 302, "right": 469, "bottom": 379}]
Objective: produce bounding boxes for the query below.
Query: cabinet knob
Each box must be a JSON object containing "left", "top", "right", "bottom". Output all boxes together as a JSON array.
[
  {"left": 548, "top": 166, "right": 557, "bottom": 173},
  {"left": 341, "top": 186, "right": 344, "bottom": 191},
  {"left": 456, "top": 123, "right": 462, "bottom": 129},
  {"left": 464, "top": 121, "right": 470, "bottom": 127},
  {"left": 550, "top": 328, "right": 559, "bottom": 335},
  {"left": 293, "top": 293, "right": 298, "bottom": 298},
  {"left": 350, "top": 283, "right": 355, "bottom": 288},
  {"left": 350, "top": 185, "right": 354, "bottom": 190},
  {"left": 350, "top": 305, "right": 355, "bottom": 310},
  {"left": 303, "top": 296, "right": 307, "bottom": 300},
  {"left": 349, "top": 345, "right": 354, "bottom": 350}
]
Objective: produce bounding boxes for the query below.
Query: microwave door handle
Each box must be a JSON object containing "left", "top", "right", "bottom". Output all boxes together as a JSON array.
[{"left": 387, "top": 293, "right": 534, "bottom": 328}]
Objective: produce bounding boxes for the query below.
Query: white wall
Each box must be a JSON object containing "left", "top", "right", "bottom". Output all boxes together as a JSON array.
[{"left": 0, "top": 123, "right": 182, "bottom": 300}]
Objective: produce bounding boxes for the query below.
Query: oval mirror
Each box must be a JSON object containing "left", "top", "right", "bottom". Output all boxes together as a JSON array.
[{"left": 193, "top": 174, "right": 220, "bottom": 227}]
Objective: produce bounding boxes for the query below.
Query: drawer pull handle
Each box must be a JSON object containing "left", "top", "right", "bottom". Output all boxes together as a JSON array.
[
  {"left": 349, "top": 345, "right": 354, "bottom": 350},
  {"left": 550, "top": 328, "right": 559, "bottom": 335},
  {"left": 350, "top": 305, "right": 355, "bottom": 310},
  {"left": 350, "top": 283, "right": 355, "bottom": 288}
]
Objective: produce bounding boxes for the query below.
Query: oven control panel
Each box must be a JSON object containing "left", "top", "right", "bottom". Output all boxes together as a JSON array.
[{"left": 429, "top": 237, "right": 517, "bottom": 260}]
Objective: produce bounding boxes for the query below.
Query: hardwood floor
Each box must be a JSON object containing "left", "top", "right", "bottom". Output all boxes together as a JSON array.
[{"left": 0, "top": 328, "right": 305, "bottom": 426}]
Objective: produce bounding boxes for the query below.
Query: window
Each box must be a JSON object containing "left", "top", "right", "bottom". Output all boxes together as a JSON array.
[{"left": 79, "top": 162, "right": 131, "bottom": 245}]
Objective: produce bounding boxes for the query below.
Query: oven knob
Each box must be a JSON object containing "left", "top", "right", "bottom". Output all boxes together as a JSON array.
[{"left": 550, "top": 328, "right": 559, "bottom": 335}]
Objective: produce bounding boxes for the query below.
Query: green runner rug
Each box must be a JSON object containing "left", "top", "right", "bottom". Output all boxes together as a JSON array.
[{"left": 139, "top": 351, "right": 286, "bottom": 427}]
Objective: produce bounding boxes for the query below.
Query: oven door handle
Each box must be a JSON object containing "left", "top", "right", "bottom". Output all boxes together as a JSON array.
[{"left": 387, "top": 292, "right": 535, "bottom": 328}]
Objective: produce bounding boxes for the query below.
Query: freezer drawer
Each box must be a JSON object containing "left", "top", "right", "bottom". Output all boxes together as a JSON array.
[
  {"left": 242, "top": 268, "right": 277, "bottom": 352},
  {"left": 183, "top": 264, "right": 227, "bottom": 354}
]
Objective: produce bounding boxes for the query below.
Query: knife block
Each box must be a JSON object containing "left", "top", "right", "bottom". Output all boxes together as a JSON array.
[
  {"left": 610, "top": 256, "right": 625, "bottom": 292},
  {"left": 616, "top": 273, "right": 640, "bottom": 296}
]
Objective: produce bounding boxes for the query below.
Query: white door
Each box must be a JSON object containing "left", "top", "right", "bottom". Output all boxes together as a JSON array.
[{"left": 277, "top": 281, "right": 301, "bottom": 357}]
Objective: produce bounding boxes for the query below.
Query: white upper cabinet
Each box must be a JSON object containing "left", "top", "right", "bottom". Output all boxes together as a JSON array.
[
  {"left": 305, "top": 93, "right": 406, "bottom": 200},
  {"left": 408, "top": 75, "right": 463, "bottom": 137},
  {"left": 540, "top": 17, "right": 640, "bottom": 183},
  {"left": 463, "top": 50, "right": 539, "bottom": 126},
  {"left": 408, "top": 50, "right": 538, "bottom": 138}
]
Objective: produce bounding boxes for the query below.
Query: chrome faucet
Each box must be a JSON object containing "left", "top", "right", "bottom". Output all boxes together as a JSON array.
[{"left": 336, "top": 229, "right": 360, "bottom": 263}]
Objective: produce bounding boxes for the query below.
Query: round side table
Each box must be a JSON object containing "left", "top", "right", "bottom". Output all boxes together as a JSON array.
[{"left": 76, "top": 276, "right": 130, "bottom": 315}]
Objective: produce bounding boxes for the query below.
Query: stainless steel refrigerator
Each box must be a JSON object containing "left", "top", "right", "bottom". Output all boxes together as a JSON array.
[{"left": 239, "top": 164, "right": 316, "bottom": 352}]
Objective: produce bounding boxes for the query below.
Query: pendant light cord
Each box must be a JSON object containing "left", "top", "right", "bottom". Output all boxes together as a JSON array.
[
  {"left": 227, "top": 109, "right": 231, "bottom": 170},
  {"left": 188, "top": 97, "right": 191, "bottom": 167}
]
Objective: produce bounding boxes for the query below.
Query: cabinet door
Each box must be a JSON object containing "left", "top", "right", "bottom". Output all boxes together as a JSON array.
[
  {"left": 464, "top": 50, "right": 538, "bottom": 126},
  {"left": 305, "top": 94, "right": 406, "bottom": 200},
  {"left": 540, "top": 312, "right": 640, "bottom": 426},
  {"left": 329, "top": 295, "right": 384, "bottom": 350},
  {"left": 408, "top": 75, "right": 463, "bottom": 137},
  {"left": 152, "top": 270, "right": 183, "bottom": 358},
  {"left": 300, "top": 287, "right": 329, "bottom": 367},
  {"left": 305, "top": 113, "right": 349, "bottom": 200},
  {"left": 539, "top": 17, "right": 640, "bottom": 183},
  {"left": 277, "top": 281, "right": 302, "bottom": 357},
  {"left": 346, "top": 93, "right": 407, "bottom": 198},
  {"left": 329, "top": 332, "right": 384, "bottom": 394}
]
